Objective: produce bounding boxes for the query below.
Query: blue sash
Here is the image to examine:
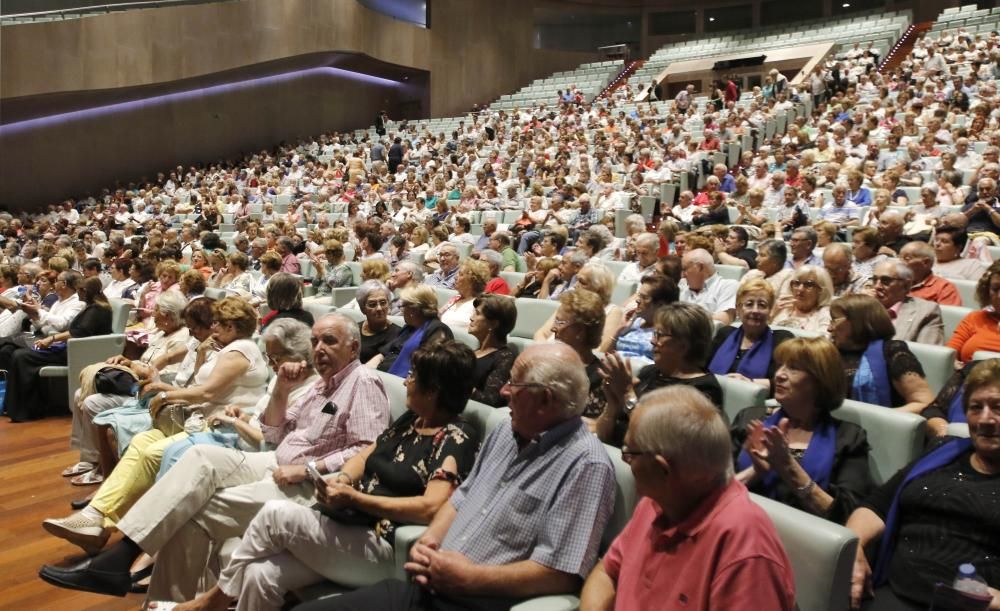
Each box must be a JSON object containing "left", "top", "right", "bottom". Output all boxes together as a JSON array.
[
  {"left": 852, "top": 340, "right": 892, "bottom": 407},
  {"left": 387, "top": 322, "right": 429, "bottom": 378},
  {"left": 735, "top": 408, "right": 839, "bottom": 497},
  {"left": 708, "top": 327, "right": 775, "bottom": 380},
  {"left": 946, "top": 387, "right": 968, "bottom": 423},
  {"left": 873, "top": 438, "right": 973, "bottom": 586}
]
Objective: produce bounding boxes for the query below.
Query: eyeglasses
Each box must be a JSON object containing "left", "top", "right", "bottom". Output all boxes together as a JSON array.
[
  {"left": 652, "top": 330, "right": 672, "bottom": 342},
  {"left": 870, "top": 275, "right": 901, "bottom": 286},
  {"left": 789, "top": 280, "right": 819, "bottom": 290},
  {"left": 620, "top": 445, "right": 653, "bottom": 464},
  {"left": 365, "top": 299, "right": 390, "bottom": 310},
  {"left": 506, "top": 381, "right": 547, "bottom": 392}
]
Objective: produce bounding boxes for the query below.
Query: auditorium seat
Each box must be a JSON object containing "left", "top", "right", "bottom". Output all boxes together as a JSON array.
[
  {"left": 905, "top": 342, "right": 956, "bottom": 394},
  {"left": 715, "top": 374, "right": 768, "bottom": 422},
  {"left": 38, "top": 334, "right": 127, "bottom": 408},
  {"left": 831, "top": 399, "right": 926, "bottom": 485},
  {"left": 940, "top": 304, "right": 973, "bottom": 340},
  {"left": 511, "top": 298, "right": 559, "bottom": 339}
]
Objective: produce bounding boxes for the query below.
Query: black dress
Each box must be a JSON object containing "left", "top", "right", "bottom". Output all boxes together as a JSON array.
[
  {"left": 262, "top": 308, "right": 314, "bottom": 331},
  {"left": 359, "top": 322, "right": 401, "bottom": 364},
  {"left": 469, "top": 346, "right": 516, "bottom": 407},
  {"left": 5, "top": 303, "right": 113, "bottom": 421},
  {"left": 730, "top": 405, "right": 872, "bottom": 524},
  {"left": 861, "top": 446, "right": 1000, "bottom": 607},
  {"left": 840, "top": 340, "right": 925, "bottom": 408}
]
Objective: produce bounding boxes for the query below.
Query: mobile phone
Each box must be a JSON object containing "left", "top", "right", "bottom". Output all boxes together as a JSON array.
[{"left": 305, "top": 463, "right": 324, "bottom": 485}]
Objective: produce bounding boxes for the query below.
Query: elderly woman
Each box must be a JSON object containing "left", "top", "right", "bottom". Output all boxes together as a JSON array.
[
  {"left": 138, "top": 260, "right": 182, "bottom": 321},
  {"left": 947, "top": 261, "right": 1000, "bottom": 362},
  {"left": 933, "top": 226, "right": 988, "bottom": 281},
  {"left": 65, "top": 290, "right": 192, "bottom": 484},
  {"left": 552, "top": 288, "right": 608, "bottom": 422},
  {"left": 260, "top": 272, "right": 313, "bottom": 331},
  {"left": 355, "top": 280, "right": 401, "bottom": 363},
  {"left": 512, "top": 256, "right": 559, "bottom": 299},
  {"left": 251, "top": 252, "right": 283, "bottom": 305},
  {"left": 535, "top": 261, "right": 625, "bottom": 352},
  {"left": 828, "top": 295, "right": 935, "bottom": 412},
  {"left": 165, "top": 341, "right": 480, "bottom": 611},
  {"left": 597, "top": 302, "right": 724, "bottom": 447},
  {"left": 220, "top": 252, "right": 253, "bottom": 298},
  {"left": 770, "top": 265, "right": 835, "bottom": 333},
  {"left": 43, "top": 297, "right": 269, "bottom": 547},
  {"left": 190, "top": 250, "right": 213, "bottom": 280},
  {"left": 613, "top": 274, "right": 678, "bottom": 365},
  {"left": 466, "top": 294, "right": 517, "bottom": 407},
  {"left": 439, "top": 259, "right": 490, "bottom": 332},
  {"left": 709, "top": 279, "right": 795, "bottom": 392},
  {"left": 852, "top": 227, "right": 889, "bottom": 281},
  {"left": 305, "top": 239, "right": 354, "bottom": 302},
  {"left": 178, "top": 269, "right": 206, "bottom": 300},
  {"left": 369, "top": 285, "right": 454, "bottom": 377},
  {"left": 3, "top": 276, "right": 114, "bottom": 422},
  {"left": 847, "top": 358, "right": 1000, "bottom": 611},
  {"left": 731, "top": 337, "right": 872, "bottom": 523}
]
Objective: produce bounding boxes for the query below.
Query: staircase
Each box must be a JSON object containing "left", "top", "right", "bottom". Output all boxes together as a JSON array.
[
  {"left": 879, "top": 21, "right": 931, "bottom": 74},
  {"left": 599, "top": 60, "right": 643, "bottom": 99}
]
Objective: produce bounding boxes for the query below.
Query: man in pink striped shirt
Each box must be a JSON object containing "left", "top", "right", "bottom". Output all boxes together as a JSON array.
[{"left": 39, "top": 314, "right": 390, "bottom": 602}]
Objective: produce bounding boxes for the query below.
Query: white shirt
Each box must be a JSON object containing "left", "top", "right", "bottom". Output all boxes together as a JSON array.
[
  {"left": 34, "top": 293, "right": 85, "bottom": 336},
  {"left": 678, "top": 274, "right": 738, "bottom": 316}
]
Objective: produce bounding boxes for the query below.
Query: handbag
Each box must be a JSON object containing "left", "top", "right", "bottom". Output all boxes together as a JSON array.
[{"left": 94, "top": 368, "right": 139, "bottom": 396}]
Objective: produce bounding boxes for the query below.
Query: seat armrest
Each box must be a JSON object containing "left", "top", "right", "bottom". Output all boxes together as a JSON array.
[
  {"left": 39, "top": 366, "right": 69, "bottom": 378},
  {"left": 393, "top": 525, "right": 427, "bottom": 581}
]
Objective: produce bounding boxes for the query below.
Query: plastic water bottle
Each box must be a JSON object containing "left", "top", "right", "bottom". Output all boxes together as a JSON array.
[{"left": 953, "top": 563, "right": 990, "bottom": 597}]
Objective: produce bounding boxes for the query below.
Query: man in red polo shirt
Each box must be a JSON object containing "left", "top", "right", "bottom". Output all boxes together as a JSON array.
[
  {"left": 580, "top": 386, "right": 795, "bottom": 611},
  {"left": 900, "top": 241, "right": 962, "bottom": 306}
]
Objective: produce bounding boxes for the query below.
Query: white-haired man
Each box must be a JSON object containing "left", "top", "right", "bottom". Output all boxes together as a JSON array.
[
  {"left": 618, "top": 233, "right": 660, "bottom": 285},
  {"left": 679, "top": 249, "right": 738, "bottom": 324},
  {"left": 580, "top": 386, "right": 795, "bottom": 610},
  {"left": 295, "top": 343, "right": 617, "bottom": 610},
  {"left": 872, "top": 259, "right": 945, "bottom": 345}
]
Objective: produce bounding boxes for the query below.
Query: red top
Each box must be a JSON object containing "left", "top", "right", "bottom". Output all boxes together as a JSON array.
[
  {"left": 947, "top": 309, "right": 1000, "bottom": 362},
  {"left": 604, "top": 479, "right": 795, "bottom": 611},
  {"left": 484, "top": 277, "right": 510, "bottom": 296},
  {"left": 909, "top": 274, "right": 962, "bottom": 306}
]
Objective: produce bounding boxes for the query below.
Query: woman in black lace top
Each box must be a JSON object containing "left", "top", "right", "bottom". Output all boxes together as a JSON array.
[{"left": 466, "top": 295, "right": 516, "bottom": 407}]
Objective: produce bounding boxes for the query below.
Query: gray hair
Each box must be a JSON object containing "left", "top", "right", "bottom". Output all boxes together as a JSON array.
[
  {"left": 155, "top": 289, "right": 188, "bottom": 325},
  {"left": 824, "top": 241, "right": 853, "bottom": 262},
  {"left": 634, "top": 232, "right": 659, "bottom": 251},
  {"left": 521, "top": 343, "right": 589, "bottom": 418},
  {"left": 758, "top": 238, "right": 788, "bottom": 265},
  {"left": 318, "top": 312, "right": 362, "bottom": 345},
  {"left": 479, "top": 249, "right": 503, "bottom": 269},
  {"left": 567, "top": 250, "right": 589, "bottom": 267},
  {"left": 878, "top": 258, "right": 915, "bottom": 286},
  {"left": 261, "top": 318, "right": 314, "bottom": 364},
  {"left": 632, "top": 386, "right": 733, "bottom": 483},
  {"left": 356, "top": 279, "right": 392, "bottom": 310},
  {"left": 396, "top": 260, "right": 425, "bottom": 282},
  {"left": 792, "top": 226, "right": 818, "bottom": 247},
  {"left": 588, "top": 223, "right": 614, "bottom": 243},
  {"left": 793, "top": 265, "right": 835, "bottom": 307},
  {"left": 625, "top": 214, "right": 646, "bottom": 233}
]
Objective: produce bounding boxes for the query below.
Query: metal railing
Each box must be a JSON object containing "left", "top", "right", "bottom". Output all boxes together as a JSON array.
[{"left": 0, "top": 0, "right": 238, "bottom": 25}]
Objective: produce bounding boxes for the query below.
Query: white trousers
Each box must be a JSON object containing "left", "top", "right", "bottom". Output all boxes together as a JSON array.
[
  {"left": 218, "top": 500, "right": 394, "bottom": 611},
  {"left": 70, "top": 390, "right": 128, "bottom": 463}
]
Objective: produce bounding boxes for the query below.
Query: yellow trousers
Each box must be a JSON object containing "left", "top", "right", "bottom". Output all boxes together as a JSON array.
[{"left": 90, "top": 429, "right": 190, "bottom": 526}]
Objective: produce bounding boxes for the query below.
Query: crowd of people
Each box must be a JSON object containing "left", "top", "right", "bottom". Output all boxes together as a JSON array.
[{"left": 2, "top": 12, "right": 998, "bottom": 611}]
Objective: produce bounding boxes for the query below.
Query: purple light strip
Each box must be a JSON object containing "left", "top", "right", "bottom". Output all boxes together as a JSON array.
[{"left": 0, "top": 66, "right": 404, "bottom": 136}]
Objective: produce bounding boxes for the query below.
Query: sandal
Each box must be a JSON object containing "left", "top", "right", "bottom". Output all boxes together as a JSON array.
[
  {"left": 70, "top": 470, "right": 104, "bottom": 486},
  {"left": 61, "top": 462, "right": 94, "bottom": 477}
]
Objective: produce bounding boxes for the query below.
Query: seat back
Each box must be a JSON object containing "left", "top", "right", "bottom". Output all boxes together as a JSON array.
[
  {"left": 330, "top": 287, "right": 359, "bottom": 308},
  {"left": 904, "top": 342, "right": 955, "bottom": 394},
  {"left": 600, "top": 444, "right": 639, "bottom": 552},
  {"left": 303, "top": 302, "right": 338, "bottom": 321},
  {"left": 434, "top": 287, "right": 459, "bottom": 308},
  {"left": 203, "top": 287, "right": 227, "bottom": 301},
  {"left": 511, "top": 297, "right": 559, "bottom": 339},
  {"left": 500, "top": 271, "right": 525, "bottom": 288},
  {"left": 110, "top": 299, "right": 132, "bottom": 334},
  {"left": 374, "top": 370, "right": 408, "bottom": 421},
  {"left": 449, "top": 327, "right": 481, "bottom": 351},
  {"left": 462, "top": 402, "right": 510, "bottom": 444},
  {"left": 611, "top": 281, "right": 637, "bottom": 306},
  {"left": 832, "top": 399, "right": 926, "bottom": 485},
  {"left": 952, "top": 278, "right": 978, "bottom": 308},
  {"left": 940, "top": 304, "right": 972, "bottom": 340},
  {"left": 716, "top": 264, "right": 747, "bottom": 281},
  {"left": 715, "top": 374, "right": 768, "bottom": 423},
  {"left": 506, "top": 336, "right": 534, "bottom": 356},
  {"left": 973, "top": 350, "right": 1000, "bottom": 361},
  {"left": 751, "top": 494, "right": 858, "bottom": 611},
  {"left": 334, "top": 306, "right": 365, "bottom": 324}
]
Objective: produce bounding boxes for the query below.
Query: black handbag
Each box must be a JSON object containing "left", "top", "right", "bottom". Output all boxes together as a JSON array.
[{"left": 94, "top": 368, "right": 138, "bottom": 396}]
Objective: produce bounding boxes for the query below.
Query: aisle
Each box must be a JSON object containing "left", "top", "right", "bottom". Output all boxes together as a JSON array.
[{"left": 0, "top": 415, "right": 142, "bottom": 610}]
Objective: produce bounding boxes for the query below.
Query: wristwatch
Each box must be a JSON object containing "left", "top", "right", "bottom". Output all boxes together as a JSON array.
[{"left": 158, "top": 391, "right": 168, "bottom": 403}]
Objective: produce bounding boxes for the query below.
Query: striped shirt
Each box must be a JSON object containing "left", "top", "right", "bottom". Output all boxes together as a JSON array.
[
  {"left": 442, "top": 416, "right": 615, "bottom": 578},
  {"left": 260, "top": 360, "right": 389, "bottom": 473}
]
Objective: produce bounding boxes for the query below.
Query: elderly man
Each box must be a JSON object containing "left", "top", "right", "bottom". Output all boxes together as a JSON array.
[
  {"left": 488, "top": 230, "right": 523, "bottom": 272},
  {"left": 872, "top": 260, "right": 945, "bottom": 345},
  {"left": 714, "top": 226, "right": 757, "bottom": 269},
  {"left": 540, "top": 250, "right": 588, "bottom": 300},
  {"left": 962, "top": 176, "right": 1000, "bottom": 235},
  {"left": 619, "top": 233, "right": 660, "bottom": 285},
  {"left": 276, "top": 236, "right": 301, "bottom": 274},
  {"left": 569, "top": 194, "right": 602, "bottom": 239},
  {"left": 579, "top": 386, "right": 795, "bottom": 610},
  {"left": 474, "top": 218, "right": 498, "bottom": 252},
  {"left": 876, "top": 211, "right": 915, "bottom": 256},
  {"left": 296, "top": 343, "right": 616, "bottom": 611},
  {"left": 679, "top": 249, "right": 738, "bottom": 324},
  {"left": 742, "top": 239, "right": 793, "bottom": 297},
  {"left": 424, "top": 243, "right": 460, "bottom": 289},
  {"left": 786, "top": 227, "right": 823, "bottom": 269},
  {"left": 900, "top": 241, "right": 961, "bottom": 306},
  {"left": 824, "top": 242, "right": 870, "bottom": 297},
  {"left": 39, "top": 314, "right": 390, "bottom": 601}
]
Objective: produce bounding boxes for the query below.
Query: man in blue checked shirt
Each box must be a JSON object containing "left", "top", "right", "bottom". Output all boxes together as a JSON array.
[{"left": 296, "top": 343, "right": 616, "bottom": 611}]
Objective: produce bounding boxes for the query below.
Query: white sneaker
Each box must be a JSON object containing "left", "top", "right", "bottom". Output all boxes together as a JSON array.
[{"left": 42, "top": 513, "right": 109, "bottom": 554}]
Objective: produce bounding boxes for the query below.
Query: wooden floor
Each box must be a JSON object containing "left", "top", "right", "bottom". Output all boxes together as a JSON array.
[{"left": 0, "top": 414, "right": 143, "bottom": 610}]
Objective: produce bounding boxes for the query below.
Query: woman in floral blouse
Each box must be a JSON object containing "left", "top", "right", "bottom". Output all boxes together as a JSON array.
[{"left": 166, "top": 341, "right": 480, "bottom": 611}]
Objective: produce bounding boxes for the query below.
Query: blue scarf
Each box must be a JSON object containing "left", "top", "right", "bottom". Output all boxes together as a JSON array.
[
  {"left": 947, "top": 387, "right": 968, "bottom": 423},
  {"left": 708, "top": 327, "right": 775, "bottom": 380},
  {"left": 736, "top": 408, "right": 839, "bottom": 498},
  {"left": 852, "top": 340, "right": 891, "bottom": 407},
  {"left": 387, "top": 321, "right": 429, "bottom": 378},
  {"left": 873, "top": 438, "right": 974, "bottom": 586}
]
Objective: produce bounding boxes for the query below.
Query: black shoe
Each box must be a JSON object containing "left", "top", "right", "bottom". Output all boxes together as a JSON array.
[
  {"left": 129, "top": 564, "right": 153, "bottom": 594},
  {"left": 70, "top": 497, "right": 90, "bottom": 510},
  {"left": 38, "top": 557, "right": 131, "bottom": 597}
]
